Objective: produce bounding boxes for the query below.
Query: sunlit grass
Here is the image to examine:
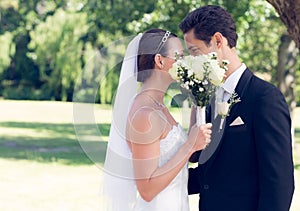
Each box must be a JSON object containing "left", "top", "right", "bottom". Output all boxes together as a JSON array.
[
  {"left": 0, "top": 158, "right": 102, "bottom": 211},
  {"left": 0, "top": 100, "right": 111, "bottom": 165}
]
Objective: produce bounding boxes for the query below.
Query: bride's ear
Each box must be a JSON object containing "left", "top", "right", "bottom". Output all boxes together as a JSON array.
[{"left": 154, "top": 54, "right": 164, "bottom": 70}]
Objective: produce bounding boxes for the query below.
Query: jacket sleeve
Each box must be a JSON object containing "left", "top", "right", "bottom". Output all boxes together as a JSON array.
[
  {"left": 189, "top": 151, "right": 201, "bottom": 163},
  {"left": 188, "top": 167, "right": 201, "bottom": 195},
  {"left": 254, "top": 86, "right": 294, "bottom": 211}
]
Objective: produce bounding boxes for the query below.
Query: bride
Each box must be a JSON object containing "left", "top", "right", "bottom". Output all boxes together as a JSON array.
[{"left": 101, "top": 29, "right": 212, "bottom": 211}]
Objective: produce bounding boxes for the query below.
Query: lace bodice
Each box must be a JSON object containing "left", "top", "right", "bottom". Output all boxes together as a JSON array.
[
  {"left": 134, "top": 124, "right": 190, "bottom": 211},
  {"left": 159, "top": 124, "right": 188, "bottom": 166}
]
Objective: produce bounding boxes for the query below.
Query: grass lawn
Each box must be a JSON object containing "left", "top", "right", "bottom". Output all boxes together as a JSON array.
[
  {"left": 0, "top": 100, "right": 299, "bottom": 210},
  {"left": 0, "top": 100, "right": 106, "bottom": 211}
]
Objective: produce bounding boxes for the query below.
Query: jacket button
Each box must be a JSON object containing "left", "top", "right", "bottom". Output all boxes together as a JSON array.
[{"left": 204, "top": 184, "right": 209, "bottom": 190}]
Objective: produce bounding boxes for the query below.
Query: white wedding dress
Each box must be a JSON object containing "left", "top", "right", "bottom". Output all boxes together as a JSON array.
[{"left": 133, "top": 124, "right": 190, "bottom": 211}]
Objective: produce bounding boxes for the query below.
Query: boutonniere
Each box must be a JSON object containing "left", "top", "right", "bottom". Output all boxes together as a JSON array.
[{"left": 217, "top": 91, "right": 241, "bottom": 130}]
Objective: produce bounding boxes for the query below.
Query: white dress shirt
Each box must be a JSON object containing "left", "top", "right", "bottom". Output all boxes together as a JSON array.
[
  {"left": 221, "top": 63, "right": 247, "bottom": 101},
  {"left": 214, "top": 63, "right": 247, "bottom": 118}
]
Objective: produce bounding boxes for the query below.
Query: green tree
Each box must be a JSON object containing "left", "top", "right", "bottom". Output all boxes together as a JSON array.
[
  {"left": 0, "top": 32, "right": 15, "bottom": 76},
  {"left": 0, "top": 0, "right": 20, "bottom": 34},
  {"left": 79, "top": 0, "right": 160, "bottom": 103},
  {"left": 0, "top": 0, "right": 52, "bottom": 98},
  {"left": 28, "top": 8, "right": 88, "bottom": 101}
]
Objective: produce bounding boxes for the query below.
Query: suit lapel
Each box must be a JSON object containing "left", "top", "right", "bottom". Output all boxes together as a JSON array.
[
  {"left": 223, "top": 69, "right": 253, "bottom": 128},
  {"left": 200, "top": 69, "right": 253, "bottom": 170}
]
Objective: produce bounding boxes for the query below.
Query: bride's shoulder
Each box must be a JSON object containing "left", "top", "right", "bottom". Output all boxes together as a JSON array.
[
  {"left": 127, "top": 106, "right": 167, "bottom": 144},
  {"left": 129, "top": 105, "right": 165, "bottom": 129}
]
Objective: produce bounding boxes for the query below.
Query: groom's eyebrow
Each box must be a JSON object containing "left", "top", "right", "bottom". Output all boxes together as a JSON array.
[
  {"left": 188, "top": 46, "right": 198, "bottom": 52},
  {"left": 188, "top": 46, "right": 195, "bottom": 50}
]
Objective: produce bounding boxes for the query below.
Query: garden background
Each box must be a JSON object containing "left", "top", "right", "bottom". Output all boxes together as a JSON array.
[{"left": 0, "top": 0, "right": 299, "bottom": 210}]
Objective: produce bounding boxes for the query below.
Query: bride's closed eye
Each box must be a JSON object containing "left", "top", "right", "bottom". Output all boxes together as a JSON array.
[{"left": 164, "top": 50, "right": 185, "bottom": 60}]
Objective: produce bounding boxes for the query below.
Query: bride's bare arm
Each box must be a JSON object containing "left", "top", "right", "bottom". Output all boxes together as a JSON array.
[{"left": 127, "top": 108, "right": 211, "bottom": 202}]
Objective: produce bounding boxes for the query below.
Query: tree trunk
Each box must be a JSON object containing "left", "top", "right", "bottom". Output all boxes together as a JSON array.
[
  {"left": 276, "top": 33, "right": 298, "bottom": 145},
  {"left": 54, "top": 80, "right": 62, "bottom": 101},
  {"left": 266, "top": 0, "right": 300, "bottom": 49},
  {"left": 66, "top": 81, "right": 74, "bottom": 102}
]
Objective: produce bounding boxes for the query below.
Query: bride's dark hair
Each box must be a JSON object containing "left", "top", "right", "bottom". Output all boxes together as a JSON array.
[{"left": 137, "top": 29, "right": 177, "bottom": 82}]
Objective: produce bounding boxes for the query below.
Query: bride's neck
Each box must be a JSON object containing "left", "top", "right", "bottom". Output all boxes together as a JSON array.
[
  {"left": 140, "top": 84, "right": 166, "bottom": 103},
  {"left": 140, "top": 80, "right": 169, "bottom": 103}
]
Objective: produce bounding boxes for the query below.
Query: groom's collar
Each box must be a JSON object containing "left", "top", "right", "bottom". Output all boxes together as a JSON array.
[{"left": 222, "top": 63, "right": 247, "bottom": 95}]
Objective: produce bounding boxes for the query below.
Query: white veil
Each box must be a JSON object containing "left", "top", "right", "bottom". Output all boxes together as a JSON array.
[{"left": 100, "top": 34, "right": 142, "bottom": 211}]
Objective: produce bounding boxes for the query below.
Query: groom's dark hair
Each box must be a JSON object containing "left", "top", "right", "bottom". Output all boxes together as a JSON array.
[{"left": 179, "top": 5, "right": 238, "bottom": 48}]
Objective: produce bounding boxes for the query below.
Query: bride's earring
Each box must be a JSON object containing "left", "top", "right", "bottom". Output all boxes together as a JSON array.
[{"left": 161, "top": 62, "right": 164, "bottom": 70}]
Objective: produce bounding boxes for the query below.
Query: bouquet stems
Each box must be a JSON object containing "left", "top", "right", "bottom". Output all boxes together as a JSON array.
[{"left": 196, "top": 106, "right": 206, "bottom": 126}]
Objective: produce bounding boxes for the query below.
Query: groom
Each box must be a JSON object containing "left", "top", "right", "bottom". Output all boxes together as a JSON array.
[{"left": 179, "top": 5, "right": 294, "bottom": 211}]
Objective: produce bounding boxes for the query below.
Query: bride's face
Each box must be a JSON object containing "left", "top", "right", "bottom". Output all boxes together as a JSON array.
[{"left": 163, "top": 38, "right": 185, "bottom": 71}]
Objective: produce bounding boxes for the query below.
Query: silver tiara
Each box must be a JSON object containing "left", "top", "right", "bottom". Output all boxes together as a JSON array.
[
  {"left": 155, "top": 31, "right": 171, "bottom": 54},
  {"left": 161, "top": 31, "right": 171, "bottom": 43}
]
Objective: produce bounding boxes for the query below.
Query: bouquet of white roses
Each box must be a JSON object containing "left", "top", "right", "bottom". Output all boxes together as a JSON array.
[{"left": 170, "top": 52, "right": 229, "bottom": 125}]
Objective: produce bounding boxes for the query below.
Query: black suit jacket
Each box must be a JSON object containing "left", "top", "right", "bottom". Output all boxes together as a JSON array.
[{"left": 188, "top": 69, "right": 294, "bottom": 211}]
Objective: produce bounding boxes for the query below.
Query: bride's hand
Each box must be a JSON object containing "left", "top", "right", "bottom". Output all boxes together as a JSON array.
[{"left": 188, "top": 123, "right": 212, "bottom": 152}]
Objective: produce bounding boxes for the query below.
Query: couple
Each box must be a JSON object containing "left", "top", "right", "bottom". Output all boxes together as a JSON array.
[{"left": 101, "top": 5, "right": 294, "bottom": 211}]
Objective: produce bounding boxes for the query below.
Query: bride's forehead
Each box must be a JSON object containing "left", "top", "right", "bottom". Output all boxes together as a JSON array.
[{"left": 167, "top": 38, "right": 184, "bottom": 50}]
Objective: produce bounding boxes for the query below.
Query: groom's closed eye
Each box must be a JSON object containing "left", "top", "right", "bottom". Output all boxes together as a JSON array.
[{"left": 188, "top": 47, "right": 202, "bottom": 56}]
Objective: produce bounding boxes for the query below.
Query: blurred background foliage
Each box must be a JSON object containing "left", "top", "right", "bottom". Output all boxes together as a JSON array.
[{"left": 0, "top": 0, "right": 299, "bottom": 107}]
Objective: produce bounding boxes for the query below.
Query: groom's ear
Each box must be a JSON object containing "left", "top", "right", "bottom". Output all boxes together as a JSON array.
[{"left": 212, "top": 32, "right": 225, "bottom": 48}]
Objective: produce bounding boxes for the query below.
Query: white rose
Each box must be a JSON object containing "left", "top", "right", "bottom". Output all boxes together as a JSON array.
[
  {"left": 217, "top": 102, "right": 230, "bottom": 117},
  {"left": 183, "top": 55, "right": 194, "bottom": 68},
  {"left": 208, "top": 59, "right": 225, "bottom": 86},
  {"left": 177, "top": 56, "right": 192, "bottom": 73},
  {"left": 191, "top": 55, "right": 206, "bottom": 80},
  {"left": 169, "top": 62, "right": 179, "bottom": 80}
]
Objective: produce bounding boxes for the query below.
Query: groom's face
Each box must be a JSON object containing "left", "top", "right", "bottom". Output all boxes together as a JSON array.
[{"left": 184, "top": 29, "right": 214, "bottom": 56}]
